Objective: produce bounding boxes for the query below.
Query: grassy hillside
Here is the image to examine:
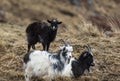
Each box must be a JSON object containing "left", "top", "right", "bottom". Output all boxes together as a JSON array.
[{"left": 0, "top": 0, "right": 120, "bottom": 81}]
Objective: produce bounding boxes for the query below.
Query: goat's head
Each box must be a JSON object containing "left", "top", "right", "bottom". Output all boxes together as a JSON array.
[
  {"left": 47, "top": 18, "right": 62, "bottom": 30},
  {"left": 59, "top": 39, "right": 73, "bottom": 63},
  {"left": 78, "top": 45, "right": 95, "bottom": 71}
]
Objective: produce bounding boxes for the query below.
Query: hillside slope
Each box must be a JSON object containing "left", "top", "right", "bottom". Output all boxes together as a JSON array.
[
  {"left": 0, "top": 0, "right": 120, "bottom": 81},
  {"left": 0, "top": 22, "right": 120, "bottom": 81}
]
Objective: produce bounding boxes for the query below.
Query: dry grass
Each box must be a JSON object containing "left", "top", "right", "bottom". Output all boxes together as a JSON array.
[
  {"left": 0, "top": 22, "right": 120, "bottom": 81},
  {"left": 0, "top": 0, "right": 120, "bottom": 81}
]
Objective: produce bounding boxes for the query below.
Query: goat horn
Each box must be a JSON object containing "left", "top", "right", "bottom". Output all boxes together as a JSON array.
[
  {"left": 67, "top": 41, "right": 71, "bottom": 45},
  {"left": 83, "top": 44, "right": 92, "bottom": 53},
  {"left": 60, "top": 39, "right": 68, "bottom": 46}
]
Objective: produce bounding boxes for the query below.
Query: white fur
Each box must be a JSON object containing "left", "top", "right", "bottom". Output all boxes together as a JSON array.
[
  {"left": 24, "top": 51, "right": 50, "bottom": 81},
  {"left": 60, "top": 45, "right": 73, "bottom": 58},
  {"left": 24, "top": 45, "right": 73, "bottom": 81},
  {"left": 62, "top": 57, "right": 75, "bottom": 77}
]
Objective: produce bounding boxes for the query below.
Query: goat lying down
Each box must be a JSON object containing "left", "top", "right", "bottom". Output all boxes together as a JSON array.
[
  {"left": 62, "top": 45, "right": 95, "bottom": 78},
  {"left": 23, "top": 41, "right": 73, "bottom": 81}
]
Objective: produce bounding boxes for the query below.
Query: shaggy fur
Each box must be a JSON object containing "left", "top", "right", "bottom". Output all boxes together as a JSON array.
[
  {"left": 71, "top": 51, "right": 95, "bottom": 78},
  {"left": 26, "top": 18, "right": 62, "bottom": 52},
  {"left": 62, "top": 45, "right": 95, "bottom": 78},
  {"left": 23, "top": 44, "right": 73, "bottom": 81}
]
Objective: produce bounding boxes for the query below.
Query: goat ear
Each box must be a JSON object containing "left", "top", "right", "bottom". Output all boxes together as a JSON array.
[
  {"left": 63, "top": 47, "right": 66, "bottom": 51},
  {"left": 58, "top": 21, "right": 62, "bottom": 24},
  {"left": 47, "top": 20, "right": 51, "bottom": 23},
  {"left": 83, "top": 53, "right": 87, "bottom": 57}
]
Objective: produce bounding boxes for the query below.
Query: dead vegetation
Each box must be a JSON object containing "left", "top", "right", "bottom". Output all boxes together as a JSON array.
[{"left": 0, "top": 0, "right": 120, "bottom": 81}]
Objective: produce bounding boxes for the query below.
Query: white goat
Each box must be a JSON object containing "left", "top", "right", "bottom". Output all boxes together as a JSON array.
[{"left": 23, "top": 40, "right": 73, "bottom": 81}]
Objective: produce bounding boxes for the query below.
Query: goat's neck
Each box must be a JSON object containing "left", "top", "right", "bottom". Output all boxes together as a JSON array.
[
  {"left": 49, "top": 29, "right": 57, "bottom": 42},
  {"left": 72, "top": 61, "right": 86, "bottom": 78},
  {"left": 57, "top": 50, "right": 66, "bottom": 64},
  {"left": 51, "top": 50, "right": 65, "bottom": 72},
  {"left": 78, "top": 61, "right": 88, "bottom": 73}
]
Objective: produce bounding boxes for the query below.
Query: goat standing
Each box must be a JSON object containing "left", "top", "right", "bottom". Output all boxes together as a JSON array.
[{"left": 26, "top": 18, "right": 62, "bottom": 52}]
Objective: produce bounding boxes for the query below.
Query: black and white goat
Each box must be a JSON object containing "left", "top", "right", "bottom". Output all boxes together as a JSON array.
[
  {"left": 26, "top": 18, "right": 62, "bottom": 52},
  {"left": 62, "top": 45, "right": 95, "bottom": 78},
  {"left": 23, "top": 40, "right": 73, "bottom": 81}
]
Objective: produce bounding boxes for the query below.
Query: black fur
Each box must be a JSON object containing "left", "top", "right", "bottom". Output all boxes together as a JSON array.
[
  {"left": 52, "top": 61, "right": 64, "bottom": 72},
  {"left": 71, "top": 51, "right": 95, "bottom": 78},
  {"left": 49, "top": 47, "right": 68, "bottom": 72},
  {"left": 23, "top": 51, "right": 34, "bottom": 64},
  {"left": 26, "top": 18, "right": 62, "bottom": 52}
]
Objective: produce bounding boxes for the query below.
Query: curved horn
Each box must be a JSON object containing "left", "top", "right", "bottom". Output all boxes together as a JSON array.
[
  {"left": 60, "top": 39, "right": 68, "bottom": 46},
  {"left": 83, "top": 44, "right": 92, "bottom": 53},
  {"left": 67, "top": 41, "right": 71, "bottom": 45}
]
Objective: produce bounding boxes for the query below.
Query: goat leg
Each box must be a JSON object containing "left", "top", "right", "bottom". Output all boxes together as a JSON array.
[
  {"left": 27, "top": 44, "right": 31, "bottom": 52},
  {"left": 47, "top": 43, "right": 50, "bottom": 51},
  {"left": 42, "top": 43, "right": 46, "bottom": 51},
  {"left": 32, "top": 45, "right": 36, "bottom": 50}
]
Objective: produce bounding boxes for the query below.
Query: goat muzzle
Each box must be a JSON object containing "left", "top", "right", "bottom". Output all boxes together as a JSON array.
[{"left": 91, "top": 62, "right": 95, "bottom": 66}]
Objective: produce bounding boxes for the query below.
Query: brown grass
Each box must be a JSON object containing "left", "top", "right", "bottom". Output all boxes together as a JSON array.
[{"left": 0, "top": 0, "right": 120, "bottom": 81}]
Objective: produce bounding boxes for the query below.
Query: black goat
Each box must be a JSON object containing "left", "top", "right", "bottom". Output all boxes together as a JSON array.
[
  {"left": 63, "top": 45, "right": 95, "bottom": 78},
  {"left": 72, "top": 45, "right": 95, "bottom": 78},
  {"left": 26, "top": 18, "right": 62, "bottom": 52}
]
